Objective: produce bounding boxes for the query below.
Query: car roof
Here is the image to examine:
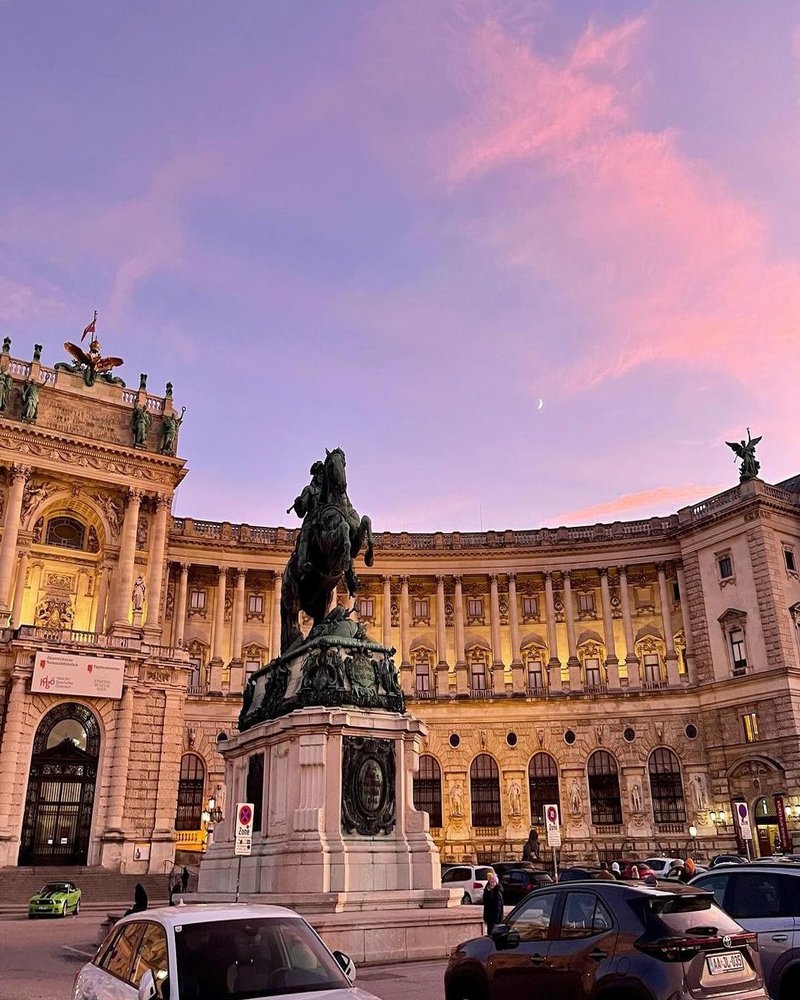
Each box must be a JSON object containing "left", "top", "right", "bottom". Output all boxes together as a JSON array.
[
  {"left": 696, "top": 863, "right": 800, "bottom": 874},
  {"left": 545, "top": 880, "right": 710, "bottom": 898},
  {"left": 118, "top": 903, "right": 304, "bottom": 928}
]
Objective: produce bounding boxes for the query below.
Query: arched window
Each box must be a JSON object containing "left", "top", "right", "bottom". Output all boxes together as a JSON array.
[
  {"left": 587, "top": 750, "right": 622, "bottom": 826},
  {"left": 528, "top": 752, "right": 559, "bottom": 825},
  {"left": 648, "top": 748, "right": 686, "bottom": 825},
  {"left": 413, "top": 754, "right": 442, "bottom": 828},
  {"left": 470, "top": 754, "right": 501, "bottom": 827},
  {"left": 45, "top": 516, "right": 85, "bottom": 550},
  {"left": 175, "top": 753, "right": 205, "bottom": 830}
]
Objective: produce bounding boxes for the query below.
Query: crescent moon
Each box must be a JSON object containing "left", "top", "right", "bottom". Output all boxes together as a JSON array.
[{"left": 537, "top": 398, "right": 544, "bottom": 410}]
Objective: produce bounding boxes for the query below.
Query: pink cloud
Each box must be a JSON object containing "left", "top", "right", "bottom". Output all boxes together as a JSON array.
[{"left": 551, "top": 482, "right": 726, "bottom": 526}]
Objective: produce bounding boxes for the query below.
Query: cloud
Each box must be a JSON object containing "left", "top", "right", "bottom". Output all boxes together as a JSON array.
[{"left": 550, "top": 482, "right": 726, "bottom": 526}]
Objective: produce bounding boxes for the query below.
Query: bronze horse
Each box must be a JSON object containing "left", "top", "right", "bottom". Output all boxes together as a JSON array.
[{"left": 280, "top": 448, "right": 374, "bottom": 653}]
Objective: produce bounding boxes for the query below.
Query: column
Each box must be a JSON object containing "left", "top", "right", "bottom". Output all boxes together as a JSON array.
[
  {"left": 657, "top": 562, "right": 681, "bottom": 687},
  {"left": 618, "top": 566, "right": 640, "bottom": 688},
  {"left": 229, "top": 569, "right": 246, "bottom": 691},
  {"left": 270, "top": 572, "right": 282, "bottom": 660},
  {"left": 172, "top": 563, "right": 189, "bottom": 647},
  {"left": 151, "top": 691, "right": 185, "bottom": 865},
  {"left": 435, "top": 575, "right": 448, "bottom": 696},
  {"left": 0, "top": 464, "right": 30, "bottom": 617},
  {"left": 210, "top": 567, "right": 227, "bottom": 691},
  {"left": 675, "top": 561, "right": 696, "bottom": 682},
  {"left": 489, "top": 574, "right": 505, "bottom": 694},
  {"left": 10, "top": 549, "right": 29, "bottom": 628},
  {"left": 563, "top": 572, "right": 582, "bottom": 691},
  {"left": 0, "top": 674, "right": 27, "bottom": 836},
  {"left": 104, "top": 685, "right": 134, "bottom": 833},
  {"left": 111, "top": 489, "right": 142, "bottom": 626},
  {"left": 94, "top": 565, "right": 112, "bottom": 633},
  {"left": 544, "top": 571, "right": 562, "bottom": 692},
  {"left": 508, "top": 574, "right": 524, "bottom": 693},
  {"left": 399, "top": 577, "right": 412, "bottom": 693},
  {"left": 599, "top": 567, "right": 620, "bottom": 690},
  {"left": 454, "top": 575, "right": 468, "bottom": 695},
  {"left": 381, "top": 576, "right": 392, "bottom": 648},
  {"left": 144, "top": 495, "right": 170, "bottom": 628}
]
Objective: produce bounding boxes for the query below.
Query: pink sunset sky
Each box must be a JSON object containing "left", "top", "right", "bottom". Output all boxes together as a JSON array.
[{"left": 1, "top": 1, "right": 799, "bottom": 531}]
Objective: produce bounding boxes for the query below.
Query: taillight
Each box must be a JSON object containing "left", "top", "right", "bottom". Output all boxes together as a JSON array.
[
  {"left": 636, "top": 932, "right": 756, "bottom": 963},
  {"left": 473, "top": 882, "right": 482, "bottom": 888}
]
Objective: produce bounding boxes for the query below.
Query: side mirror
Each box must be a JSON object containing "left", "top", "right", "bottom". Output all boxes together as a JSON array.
[
  {"left": 332, "top": 950, "right": 356, "bottom": 984},
  {"left": 491, "top": 924, "right": 520, "bottom": 950},
  {"left": 138, "top": 969, "right": 157, "bottom": 1000}
]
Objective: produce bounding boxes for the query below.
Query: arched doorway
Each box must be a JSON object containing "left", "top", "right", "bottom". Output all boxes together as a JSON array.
[
  {"left": 754, "top": 796, "right": 780, "bottom": 857},
  {"left": 19, "top": 703, "right": 100, "bottom": 866}
]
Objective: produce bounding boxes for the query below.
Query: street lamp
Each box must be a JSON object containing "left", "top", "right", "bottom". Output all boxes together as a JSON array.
[{"left": 709, "top": 809, "right": 728, "bottom": 829}]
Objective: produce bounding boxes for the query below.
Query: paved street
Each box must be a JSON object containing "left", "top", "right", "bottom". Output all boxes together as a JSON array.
[{"left": 0, "top": 913, "right": 447, "bottom": 1000}]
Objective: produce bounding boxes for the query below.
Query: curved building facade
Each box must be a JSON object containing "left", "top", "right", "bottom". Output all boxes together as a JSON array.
[{"left": 1, "top": 343, "right": 799, "bottom": 872}]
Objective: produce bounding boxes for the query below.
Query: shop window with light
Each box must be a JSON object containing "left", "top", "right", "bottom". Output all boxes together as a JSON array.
[
  {"left": 413, "top": 754, "right": 442, "bottom": 828},
  {"left": 730, "top": 628, "right": 748, "bottom": 674},
  {"left": 247, "top": 594, "right": 264, "bottom": 616},
  {"left": 45, "top": 516, "right": 86, "bottom": 550},
  {"left": 528, "top": 752, "right": 559, "bottom": 825},
  {"left": 743, "top": 712, "right": 759, "bottom": 743},
  {"left": 717, "top": 552, "right": 734, "bottom": 582},
  {"left": 470, "top": 754, "right": 501, "bottom": 827}
]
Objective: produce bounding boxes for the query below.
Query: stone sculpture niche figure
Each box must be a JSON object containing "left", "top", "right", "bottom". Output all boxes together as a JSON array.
[
  {"left": 280, "top": 448, "right": 374, "bottom": 654},
  {"left": 132, "top": 575, "right": 146, "bottom": 612},
  {"left": 159, "top": 406, "right": 186, "bottom": 456},
  {"left": 0, "top": 371, "right": 10, "bottom": 412},
  {"left": 726, "top": 428, "right": 762, "bottom": 482},
  {"left": 450, "top": 782, "right": 464, "bottom": 818},
  {"left": 569, "top": 779, "right": 583, "bottom": 817},
  {"left": 21, "top": 379, "right": 39, "bottom": 423},
  {"left": 131, "top": 405, "right": 152, "bottom": 448},
  {"left": 630, "top": 780, "right": 643, "bottom": 815},
  {"left": 509, "top": 780, "right": 522, "bottom": 817}
]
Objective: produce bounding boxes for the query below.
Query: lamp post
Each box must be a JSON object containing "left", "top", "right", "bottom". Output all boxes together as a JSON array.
[{"left": 688, "top": 824, "right": 697, "bottom": 857}]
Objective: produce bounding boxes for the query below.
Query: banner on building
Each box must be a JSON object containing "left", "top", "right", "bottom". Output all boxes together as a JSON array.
[
  {"left": 774, "top": 795, "right": 790, "bottom": 852},
  {"left": 32, "top": 650, "right": 124, "bottom": 699}
]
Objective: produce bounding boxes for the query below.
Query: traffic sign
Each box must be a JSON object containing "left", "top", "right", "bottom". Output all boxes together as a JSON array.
[
  {"left": 735, "top": 801, "right": 753, "bottom": 841},
  {"left": 236, "top": 802, "right": 254, "bottom": 839},
  {"left": 544, "top": 803, "right": 561, "bottom": 848},
  {"left": 235, "top": 836, "right": 252, "bottom": 857}
]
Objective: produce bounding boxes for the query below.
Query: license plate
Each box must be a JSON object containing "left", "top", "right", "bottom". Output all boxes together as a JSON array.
[{"left": 707, "top": 952, "right": 745, "bottom": 975}]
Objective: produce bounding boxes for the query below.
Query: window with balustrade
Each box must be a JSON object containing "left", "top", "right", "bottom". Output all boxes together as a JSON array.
[
  {"left": 521, "top": 596, "right": 539, "bottom": 621},
  {"left": 357, "top": 597, "right": 375, "bottom": 621},
  {"left": 175, "top": 753, "right": 205, "bottom": 830},
  {"left": 413, "top": 754, "right": 442, "bottom": 828},
  {"left": 588, "top": 750, "right": 622, "bottom": 826},
  {"left": 470, "top": 754, "right": 501, "bottom": 827},
  {"left": 528, "top": 752, "right": 559, "bottom": 824},
  {"left": 642, "top": 653, "right": 662, "bottom": 685},
  {"left": 648, "top": 748, "right": 686, "bottom": 825},
  {"left": 466, "top": 598, "right": 484, "bottom": 624},
  {"left": 468, "top": 648, "right": 489, "bottom": 691},
  {"left": 413, "top": 649, "right": 433, "bottom": 694}
]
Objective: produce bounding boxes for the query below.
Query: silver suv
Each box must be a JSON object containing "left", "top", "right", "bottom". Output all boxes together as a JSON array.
[
  {"left": 691, "top": 863, "right": 800, "bottom": 1000},
  {"left": 441, "top": 864, "right": 495, "bottom": 904}
]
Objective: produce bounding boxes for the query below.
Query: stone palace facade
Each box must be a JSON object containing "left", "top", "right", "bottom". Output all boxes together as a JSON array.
[{"left": 1, "top": 341, "right": 800, "bottom": 873}]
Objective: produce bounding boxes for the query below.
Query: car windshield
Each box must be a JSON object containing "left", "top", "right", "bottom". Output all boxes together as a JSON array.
[
  {"left": 174, "top": 917, "right": 349, "bottom": 999},
  {"left": 476, "top": 868, "right": 493, "bottom": 880},
  {"left": 41, "top": 883, "right": 69, "bottom": 892},
  {"left": 644, "top": 893, "right": 742, "bottom": 936}
]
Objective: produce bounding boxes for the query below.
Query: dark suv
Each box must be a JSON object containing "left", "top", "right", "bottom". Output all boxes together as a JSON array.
[
  {"left": 498, "top": 866, "right": 554, "bottom": 904},
  {"left": 691, "top": 863, "right": 800, "bottom": 1000},
  {"left": 445, "top": 880, "right": 766, "bottom": 1000}
]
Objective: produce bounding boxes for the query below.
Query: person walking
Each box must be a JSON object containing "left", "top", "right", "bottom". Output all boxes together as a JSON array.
[
  {"left": 610, "top": 862, "right": 621, "bottom": 879},
  {"left": 482, "top": 871, "right": 504, "bottom": 936},
  {"left": 181, "top": 867, "right": 190, "bottom": 893},
  {"left": 125, "top": 883, "right": 148, "bottom": 916}
]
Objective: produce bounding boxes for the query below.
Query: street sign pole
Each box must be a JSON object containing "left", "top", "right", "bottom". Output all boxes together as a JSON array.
[
  {"left": 544, "top": 804, "right": 561, "bottom": 880},
  {"left": 236, "top": 855, "right": 242, "bottom": 903},
  {"left": 234, "top": 802, "right": 254, "bottom": 902}
]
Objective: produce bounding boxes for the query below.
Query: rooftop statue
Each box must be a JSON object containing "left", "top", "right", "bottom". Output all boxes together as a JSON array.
[
  {"left": 726, "top": 428, "right": 762, "bottom": 482},
  {"left": 280, "top": 447, "right": 374, "bottom": 654},
  {"left": 55, "top": 312, "right": 125, "bottom": 387}
]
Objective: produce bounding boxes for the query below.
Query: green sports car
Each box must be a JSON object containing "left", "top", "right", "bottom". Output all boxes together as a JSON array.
[{"left": 28, "top": 881, "right": 81, "bottom": 918}]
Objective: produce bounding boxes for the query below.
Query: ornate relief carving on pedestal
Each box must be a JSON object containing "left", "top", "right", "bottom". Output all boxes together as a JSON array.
[{"left": 35, "top": 597, "right": 74, "bottom": 629}]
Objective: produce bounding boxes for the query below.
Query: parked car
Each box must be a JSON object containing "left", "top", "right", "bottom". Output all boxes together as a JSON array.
[
  {"left": 498, "top": 867, "right": 554, "bottom": 903},
  {"left": 644, "top": 856, "right": 684, "bottom": 878},
  {"left": 691, "top": 862, "right": 800, "bottom": 1000},
  {"left": 445, "top": 880, "right": 767, "bottom": 1000},
  {"left": 28, "top": 881, "right": 81, "bottom": 918},
  {"left": 73, "top": 903, "right": 374, "bottom": 1000},
  {"left": 710, "top": 853, "right": 749, "bottom": 868},
  {"left": 557, "top": 866, "right": 604, "bottom": 882},
  {"left": 491, "top": 860, "right": 541, "bottom": 879},
  {"left": 616, "top": 858, "right": 656, "bottom": 880},
  {"left": 441, "top": 864, "right": 495, "bottom": 904}
]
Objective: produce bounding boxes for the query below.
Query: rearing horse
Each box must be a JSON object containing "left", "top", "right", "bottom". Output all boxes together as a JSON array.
[{"left": 280, "top": 448, "right": 374, "bottom": 653}]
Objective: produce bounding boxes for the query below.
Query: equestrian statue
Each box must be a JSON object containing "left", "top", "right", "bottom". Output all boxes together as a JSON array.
[{"left": 281, "top": 447, "right": 374, "bottom": 654}]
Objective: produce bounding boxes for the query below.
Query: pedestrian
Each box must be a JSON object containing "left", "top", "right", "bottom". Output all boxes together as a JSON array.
[
  {"left": 594, "top": 862, "right": 615, "bottom": 881},
  {"left": 482, "top": 871, "right": 504, "bottom": 936},
  {"left": 169, "top": 882, "right": 182, "bottom": 906},
  {"left": 610, "top": 862, "right": 621, "bottom": 879},
  {"left": 631, "top": 865, "right": 640, "bottom": 880},
  {"left": 125, "top": 883, "right": 148, "bottom": 916},
  {"left": 680, "top": 858, "right": 696, "bottom": 884},
  {"left": 181, "top": 866, "right": 190, "bottom": 893}
]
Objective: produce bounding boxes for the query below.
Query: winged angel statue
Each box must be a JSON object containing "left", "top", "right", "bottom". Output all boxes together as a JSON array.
[
  {"left": 726, "top": 428, "right": 762, "bottom": 482},
  {"left": 55, "top": 315, "right": 125, "bottom": 387}
]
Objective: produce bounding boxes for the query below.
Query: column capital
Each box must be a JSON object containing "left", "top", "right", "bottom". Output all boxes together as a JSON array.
[
  {"left": 453, "top": 574, "right": 463, "bottom": 586},
  {"left": 543, "top": 569, "right": 553, "bottom": 581},
  {"left": 655, "top": 561, "right": 668, "bottom": 575},
  {"left": 381, "top": 574, "right": 392, "bottom": 586},
  {"left": 153, "top": 493, "right": 171, "bottom": 509},
  {"left": 435, "top": 574, "right": 446, "bottom": 586},
  {"left": 400, "top": 575, "right": 410, "bottom": 586},
  {"left": 177, "top": 561, "right": 190, "bottom": 573},
  {"left": 562, "top": 570, "right": 572, "bottom": 584},
  {"left": 617, "top": 564, "right": 629, "bottom": 577},
  {"left": 235, "top": 567, "right": 247, "bottom": 581},
  {"left": 507, "top": 571, "right": 517, "bottom": 584},
  {"left": 217, "top": 566, "right": 229, "bottom": 580},
  {"left": 126, "top": 487, "right": 143, "bottom": 502},
  {"left": 10, "top": 463, "right": 32, "bottom": 482},
  {"left": 272, "top": 571, "right": 282, "bottom": 588},
  {"left": 598, "top": 566, "right": 609, "bottom": 578},
  {"left": 488, "top": 572, "right": 498, "bottom": 583}
]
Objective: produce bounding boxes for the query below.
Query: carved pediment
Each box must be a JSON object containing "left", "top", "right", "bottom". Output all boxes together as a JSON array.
[{"left": 718, "top": 607, "right": 747, "bottom": 627}]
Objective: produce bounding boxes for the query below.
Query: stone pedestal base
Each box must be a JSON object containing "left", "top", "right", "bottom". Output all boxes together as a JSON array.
[{"left": 199, "top": 707, "right": 440, "bottom": 901}]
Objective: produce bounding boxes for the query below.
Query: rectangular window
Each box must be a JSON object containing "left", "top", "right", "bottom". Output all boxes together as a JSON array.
[
  {"left": 413, "top": 598, "right": 429, "bottom": 620},
  {"left": 527, "top": 660, "right": 544, "bottom": 689},
  {"left": 246, "top": 753, "right": 264, "bottom": 833},
  {"left": 730, "top": 629, "right": 747, "bottom": 672},
  {"left": 467, "top": 598, "right": 483, "bottom": 619},
  {"left": 189, "top": 589, "right": 206, "bottom": 610},
  {"left": 247, "top": 593, "right": 264, "bottom": 615},
  {"left": 415, "top": 665, "right": 430, "bottom": 691},
  {"left": 358, "top": 598, "right": 374, "bottom": 618},
  {"left": 743, "top": 712, "right": 759, "bottom": 743},
  {"left": 643, "top": 653, "right": 661, "bottom": 685},
  {"left": 584, "top": 658, "right": 602, "bottom": 688},
  {"left": 578, "top": 593, "right": 595, "bottom": 614},
  {"left": 471, "top": 663, "right": 487, "bottom": 690},
  {"left": 785, "top": 547, "right": 797, "bottom": 573},
  {"left": 188, "top": 657, "right": 203, "bottom": 690},
  {"left": 244, "top": 659, "right": 261, "bottom": 680},
  {"left": 522, "top": 596, "right": 538, "bottom": 618},
  {"left": 718, "top": 553, "right": 734, "bottom": 580}
]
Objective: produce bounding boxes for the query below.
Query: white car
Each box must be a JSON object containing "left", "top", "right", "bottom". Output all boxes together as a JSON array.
[
  {"left": 72, "top": 903, "right": 380, "bottom": 1000},
  {"left": 440, "top": 864, "right": 495, "bottom": 904},
  {"left": 643, "top": 856, "right": 684, "bottom": 878}
]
